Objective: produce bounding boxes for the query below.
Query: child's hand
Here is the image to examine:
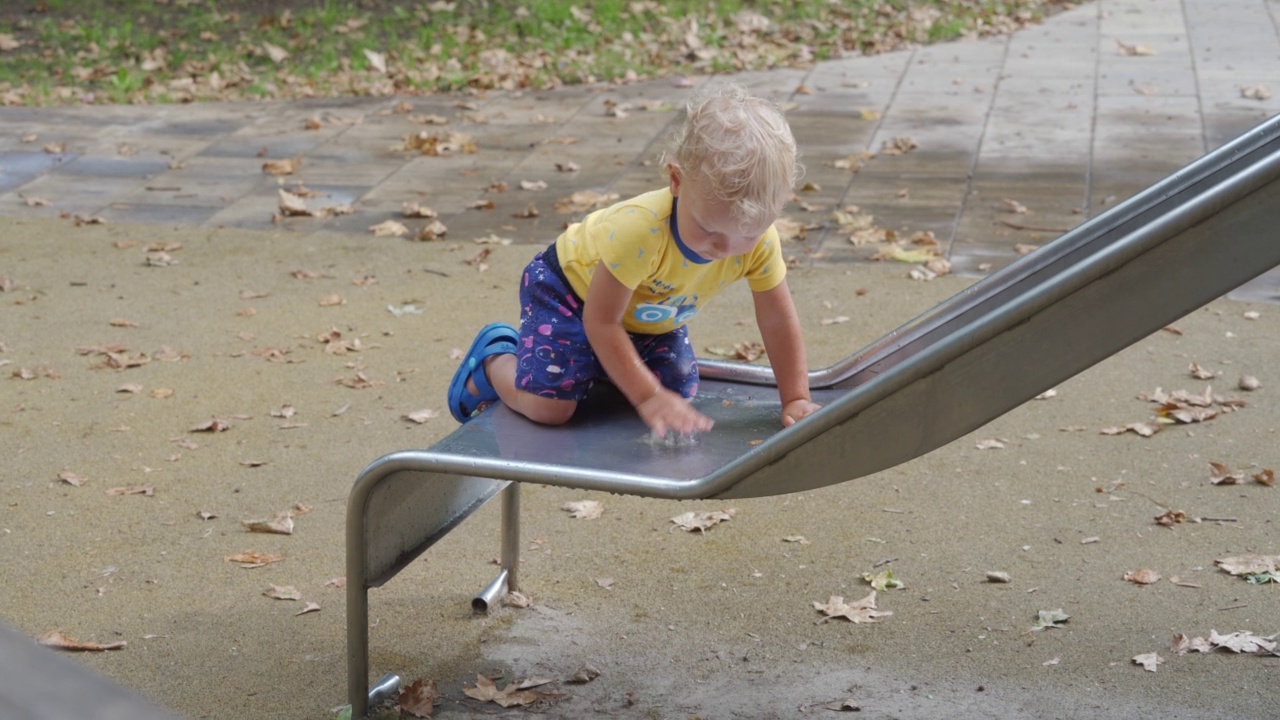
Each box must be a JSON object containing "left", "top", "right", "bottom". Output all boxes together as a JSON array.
[
  {"left": 781, "top": 399, "right": 821, "bottom": 427},
  {"left": 637, "top": 388, "right": 715, "bottom": 439}
]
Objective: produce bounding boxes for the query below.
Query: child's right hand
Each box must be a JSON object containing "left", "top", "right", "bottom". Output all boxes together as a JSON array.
[{"left": 637, "top": 388, "right": 715, "bottom": 439}]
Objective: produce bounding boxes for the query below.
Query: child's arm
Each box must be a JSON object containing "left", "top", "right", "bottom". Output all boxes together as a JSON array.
[
  {"left": 753, "top": 280, "right": 822, "bottom": 427},
  {"left": 583, "top": 260, "right": 715, "bottom": 438}
]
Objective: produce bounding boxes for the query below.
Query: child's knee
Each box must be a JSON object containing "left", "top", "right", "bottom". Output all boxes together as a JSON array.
[{"left": 522, "top": 397, "right": 577, "bottom": 426}]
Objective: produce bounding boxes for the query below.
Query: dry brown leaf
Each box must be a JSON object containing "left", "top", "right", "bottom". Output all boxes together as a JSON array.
[
  {"left": 295, "top": 601, "right": 321, "bottom": 616},
  {"left": 1116, "top": 40, "right": 1156, "bottom": 56},
  {"left": 416, "top": 219, "right": 449, "bottom": 241},
  {"left": 105, "top": 485, "right": 154, "bottom": 497},
  {"left": 226, "top": 551, "right": 285, "bottom": 569},
  {"left": 277, "top": 189, "right": 312, "bottom": 216},
  {"left": 1215, "top": 554, "right": 1280, "bottom": 576},
  {"left": 402, "top": 408, "right": 440, "bottom": 423},
  {"left": 463, "top": 675, "right": 562, "bottom": 708},
  {"left": 562, "top": 500, "right": 603, "bottom": 519},
  {"left": 369, "top": 219, "right": 410, "bottom": 237},
  {"left": 880, "top": 136, "right": 918, "bottom": 155},
  {"left": 319, "top": 294, "right": 345, "bottom": 307},
  {"left": 1208, "top": 461, "right": 1246, "bottom": 485},
  {"left": 36, "top": 630, "right": 126, "bottom": 652},
  {"left": 670, "top": 508, "right": 736, "bottom": 532},
  {"left": 1099, "top": 423, "right": 1159, "bottom": 438},
  {"left": 262, "top": 155, "right": 301, "bottom": 176},
  {"left": 190, "top": 417, "right": 232, "bottom": 433},
  {"left": 813, "top": 591, "right": 892, "bottom": 624},
  {"left": 1154, "top": 510, "right": 1187, "bottom": 527},
  {"left": 1189, "top": 362, "right": 1214, "bottom": 380},
  {"left": 1238, "top": 375, "right": 1260, "bottom": 391},
  {"left": 243, "top": 513, "right": 294, "bottom": 535},
  {"left": 399, "top": 679, "right": 441, "bottom": 718},
  {"left": 402, "top": 202, "right": 438, "bottom": 218},
  {"left": 1207, "top": 630, "right": 1277, "bottom": 654},
  {"left": 1252, "top": 468, "right": 1275, "bottom": 486},
  {"left": 1132, "top": 652, "right": 1163, "bottom": 672},
  {"left": 554, "top": 190, "right": 620, "bottom": 213},
  {"left": 58, "top": 471, "right": 88, "bottom": 487},
  {"left": 1123, "top": 568, "right": 1161, "bottom": 585},
  {"left": 263, "top": 584, "right": 301, "bottom": 601}
]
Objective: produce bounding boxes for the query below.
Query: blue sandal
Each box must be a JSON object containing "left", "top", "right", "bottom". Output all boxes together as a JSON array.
[{"left": 448, "top": 322, "right": 518, "bottom": 422}]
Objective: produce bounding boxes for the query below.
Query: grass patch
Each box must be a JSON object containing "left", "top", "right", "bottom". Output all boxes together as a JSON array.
[{"left": 0, "top": 0, "right": 1071, "bottom": 105}]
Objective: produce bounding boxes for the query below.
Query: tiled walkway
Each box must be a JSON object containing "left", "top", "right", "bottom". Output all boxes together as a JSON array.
[{"left": 2, "top": 0, "right": 1278, "bottom": 296}]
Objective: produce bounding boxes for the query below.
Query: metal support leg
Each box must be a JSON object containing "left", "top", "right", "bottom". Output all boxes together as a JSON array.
[{"left": 472, "top": 483, "right": 521, "bottom": 612}]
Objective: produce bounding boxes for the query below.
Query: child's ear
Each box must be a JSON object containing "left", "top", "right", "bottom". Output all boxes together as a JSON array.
[{"left": 667, "top": 163, "right": 682, "bottom": 197}]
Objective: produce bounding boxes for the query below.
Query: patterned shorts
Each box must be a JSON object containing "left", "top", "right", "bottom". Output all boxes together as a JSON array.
[{"left": 515, "top": 249, "right": 699, "bottom": 401}]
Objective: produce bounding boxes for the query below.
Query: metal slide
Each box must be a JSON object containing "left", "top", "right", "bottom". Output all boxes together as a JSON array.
[{"left": 347, "top": 113, "right": 1280, "bottom": 716}]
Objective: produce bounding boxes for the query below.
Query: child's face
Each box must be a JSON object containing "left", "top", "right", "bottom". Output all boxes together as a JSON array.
[{"left": 670, "top": 166, "right": 772, "bottom": 260}]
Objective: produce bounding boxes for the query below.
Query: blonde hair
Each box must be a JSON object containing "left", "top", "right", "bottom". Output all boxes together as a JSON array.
[{"left": 665, "top": 83, "right": 801, "bottom": 230}]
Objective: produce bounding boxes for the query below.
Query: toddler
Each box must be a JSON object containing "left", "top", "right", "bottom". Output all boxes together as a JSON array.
[{"left": 448, "top": 83, "right": 821, "bottom": 438}]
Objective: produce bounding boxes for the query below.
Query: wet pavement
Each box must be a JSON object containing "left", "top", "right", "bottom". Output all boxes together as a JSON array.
[{"left": 3, "top": 0, "right": 1279, "bottom": 300}]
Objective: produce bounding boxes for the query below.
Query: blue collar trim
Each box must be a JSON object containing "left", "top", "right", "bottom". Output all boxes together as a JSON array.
[{"left": 670, "top": 197, "right": 712, "bottom": 264}]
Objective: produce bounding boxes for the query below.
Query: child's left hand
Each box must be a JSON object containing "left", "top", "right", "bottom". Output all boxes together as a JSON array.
[{"left": 781, "top": 399, "right": 822, "bottom": 427}]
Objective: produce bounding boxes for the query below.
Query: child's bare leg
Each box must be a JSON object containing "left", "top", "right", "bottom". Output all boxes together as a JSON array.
[{"left": 475, "top": 354, "right": 577, "bottom": 425}]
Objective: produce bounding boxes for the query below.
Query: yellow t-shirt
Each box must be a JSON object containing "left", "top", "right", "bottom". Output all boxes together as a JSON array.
[{"left": 554, "top": 188, "right": 786, "bottom": 334}]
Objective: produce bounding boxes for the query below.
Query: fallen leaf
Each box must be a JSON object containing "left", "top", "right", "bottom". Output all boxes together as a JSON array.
[
  {"left": 1172, "top": 633, "right": 1215, "bottom": 655},
  {"left": 1100, "top": 423, "right": 1159, "bottom": 438},
  {"left": 319, "top": 294, "right": 345, "bottom": 307},
  {"left": 1116, "top": 40, "right": 1156, "bottom": 56},
  {"left": 782, "top": 535, "right": 810, "bottom": 544},
  {"left": 463, "top": 674, "right": 562, "bottom": 708},
  {"left": 1208, "top": 461, "right": 1246, "bottom": 485},
  {"left": 263, "top": 584, "right": 301, "bottom": 601},
  {"left": 562, "top": 500, "right": 603, "bottom": 519},
  {"left": 1241, "top": 84, "right": 1272, "bottom": 101},
  {"left": 1207, "top": 630, "right": 1277, "bottom": 654},
  {"left": 262, "top": 155, "right": 301, "bottom": 175},
  {"left": 295, "top": 601, "right": 321, "bottom": 616},
  {"left": 263, "top": 42, "right": 289, "bottom": 63},
  {"left": 242, "top": 513, "right": 294, "bottom": 535},
  {"left": 403, "top": 408, "right": 440, "bottom": 423},
  {"left": 985, "top": 571, "right": 1012, "bottom": 583},
  {"left": 362, "top": 48, "right": 388, "bottom": 74},
  {"left": 670, "top": 508, "right": 737, "bottom": 532},
  {"left": 1124, "top": 568, "right": 1161, "bottom": 585},
  {"left": 863, "top": 569, "right": 904, "bottom": 591},
  {"left": 1252, "top": 469, "right": 1275, "bottom": 486},
  {"left": 402, "top": 202, "right": 438, "bottom": 218},
  {"left": 1031, "top": 608, "right": 1070, "bottom": 631},
  {"left": 1154, "top": 510, "right": 1187, "bottom": 527},
  {"left": 1238, "top": 375, "right": 1260, "bottom": 391},
  {"left": 226, "top": 551, "right": 285, "bottom": 569},
  {"left": 190, "top": 417, "right": 232, "bottom": 433},
  {"left": 1001, "top": 198, "right": 1028, "bottom": 214},
  {"left": 505, "top": 591, "right": 532, "bottom": 608},
  {"left": 1189, "top": 362, "right": 1214, "bottom": 380},
  {"left": 1215, "top": 554, "right": 1279, "bottom": 576},
  {"left": 324, "top": 577, "right": 346, "bottom": 589},
  {"left": 813, "top": 592, "right": 892, "bottom": 624},
  {"left": 36, "top": 630, "right": 126, "bottom": 652},
  {"left": 58, "top": 471, "right": 88, "bottom": 487},
  {"left": 567, "top": 664, "right": 601, "bottom": 684},
  {"left": 976, "top": 438, "right": 1005, "bottom": 450},
  {"left": 398, "top": 679, "right": 441, "bottom": 718},
  {"left": 1132, "top": 652, "right": 1163, "bottom": 672},
  {"left": 105, "top": 485, "right": 154, "bottom": 497},
  {"left": 369, "top": 219, "right": 410, "bottom": 237},
  {"left": 880, "top": 136, "right": 917, "bottom": 155}
]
